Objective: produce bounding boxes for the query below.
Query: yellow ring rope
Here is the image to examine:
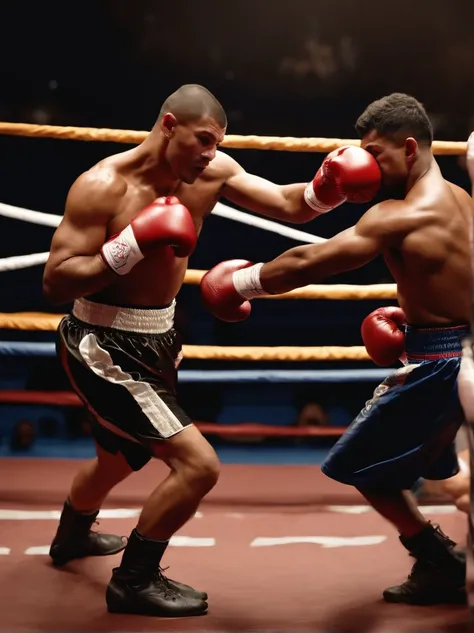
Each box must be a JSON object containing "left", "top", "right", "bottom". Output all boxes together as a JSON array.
[
  {"left": 186, "top": 345, "right": 369, "bottom": 361},
  {"left": 0, "top": 121, "right": 467, "bottom": 155},
  {"left": 0, "top": 313, "right": 370, "bottom": 360}
]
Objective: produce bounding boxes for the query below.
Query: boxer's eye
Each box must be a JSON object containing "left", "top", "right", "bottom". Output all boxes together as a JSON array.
[{"left": 367, "top": 146, "right": 382, "bottom": 159}]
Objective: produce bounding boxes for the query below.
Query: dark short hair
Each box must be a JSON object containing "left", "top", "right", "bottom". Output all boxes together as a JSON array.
[
  {"left": 158, "top": 84, "right": 227, "bottom": 128},
  {"left": 355, "top": 93, "right": 433, "bottom": 146}
]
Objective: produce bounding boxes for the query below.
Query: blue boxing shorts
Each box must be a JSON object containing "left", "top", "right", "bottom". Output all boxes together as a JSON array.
[{"left": 321, "top": 324, "right": 468, "bottom": 490}]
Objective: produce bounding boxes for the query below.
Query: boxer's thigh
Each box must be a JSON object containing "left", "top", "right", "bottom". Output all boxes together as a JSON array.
[{"left": 322, "top": 359, "right": 462, "bottom": 489}]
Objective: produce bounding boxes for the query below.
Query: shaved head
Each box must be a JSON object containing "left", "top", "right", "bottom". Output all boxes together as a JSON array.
[{"left": 158, "top": 84, "right": 227, "bottom": 128}]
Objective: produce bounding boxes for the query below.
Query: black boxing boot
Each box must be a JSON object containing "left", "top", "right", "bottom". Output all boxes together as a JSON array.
[
  {"left": 159, "top": 565, "right": 208, "bottom": 601},
  {"left": 383, "top": 523, "right": 466, "bottom": 605},
  {"left": 106, "top": 529, "right": 208, "bottom": 617},
  {"left": 49, "top": 499, "right": 127, "bottom": 566}
]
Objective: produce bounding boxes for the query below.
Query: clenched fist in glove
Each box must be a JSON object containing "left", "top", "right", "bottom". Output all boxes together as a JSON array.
[
  {"left": 101, "top": 196, "right": 196, "bottom": 275},
  {"left": 200, "top": 260, "right": 266, "bottom": 322},
  {"left": 361, "top": 306, "right": 407, "bottom": 366},
  {"left": 304, "top": 146, "right": 381, "bottom": 213}
]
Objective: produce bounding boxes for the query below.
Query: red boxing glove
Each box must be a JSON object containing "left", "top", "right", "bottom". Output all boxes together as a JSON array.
[
  {"left": 361, "top": 306, "right": 407, "bottom": 366},
  {"left": 200, "top": 260, "right": 266, "bottom": 322},
  {"left": 101, "top": 196, "right": 196, "bottom": 275},
  {"left": 304, "top": 146, "right": 381, "bottom": 213}
]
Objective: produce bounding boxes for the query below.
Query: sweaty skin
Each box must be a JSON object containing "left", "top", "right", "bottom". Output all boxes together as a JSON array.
[
  {"left": 259, "top": 151, "right": 473, "bottom": 327},
  {"left": 43, "top": 115, "right": 317, "bottom": 307}
]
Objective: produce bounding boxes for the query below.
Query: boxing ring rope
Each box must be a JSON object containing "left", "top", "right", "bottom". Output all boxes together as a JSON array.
[
  {"left": 0, "top": 390, "right": 349, "bottom": 437},
  {"left": 0, "top": 336, "right": 371, "bottom": 361},
  {"left": 0, "top": 121, "right": 467, "bottom": 155},
  {"left": 5, "top": 120, "right": 460, "bottom": 440}
]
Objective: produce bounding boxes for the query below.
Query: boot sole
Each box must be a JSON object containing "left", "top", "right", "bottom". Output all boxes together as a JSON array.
[
  {"left": 50, "top": 542, "right": 127, "bottom": 567},
  {"left": 106, "top": 601, "right": 208, "bottom": 617},
  {"left": 383, "top": 589, "right": 467, "bottom": 605}
]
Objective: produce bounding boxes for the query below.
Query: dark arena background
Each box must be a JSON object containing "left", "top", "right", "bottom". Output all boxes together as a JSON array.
[{"left": 0, "top": 2, "right": 474, "bottom": 632}]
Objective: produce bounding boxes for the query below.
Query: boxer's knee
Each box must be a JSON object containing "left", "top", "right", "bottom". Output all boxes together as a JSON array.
[
  {"left": 440, "top": 474, "right": 470, "bottom": 512},
  {"left": 183, "top": 451, "right": 220, "bottom": 496},
  {"left": 158, "top": 426, "right": 220, "bottom": 497},
  {"left": 454, "top": 493, "right": 469, "bottom": 513}
]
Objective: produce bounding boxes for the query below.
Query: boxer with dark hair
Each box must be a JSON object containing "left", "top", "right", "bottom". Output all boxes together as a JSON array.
[
  {"left": 43, "top": 83, "right": 381, "bottom": 617},
  {"left": 202, "top": 93, "right": 472, "bottom": 605}
]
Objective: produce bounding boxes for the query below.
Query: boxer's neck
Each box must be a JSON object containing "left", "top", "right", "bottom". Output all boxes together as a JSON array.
[
  {"left": 131, "top": 133, "right": 180, "bottom": 195},
  {"left": 405, "top": 152, "right": 434, "bottom": 194}
]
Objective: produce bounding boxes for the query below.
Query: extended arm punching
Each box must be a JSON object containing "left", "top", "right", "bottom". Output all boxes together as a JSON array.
[
  {"left": 200, "top": 200, "right": 410, "bottom": 322},
  {"left": 222, "top": 146, "right": 381, "bottom": 224}
]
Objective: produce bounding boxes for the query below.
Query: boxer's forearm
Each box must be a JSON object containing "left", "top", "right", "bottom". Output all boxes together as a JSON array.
[
  {"left": 43, "top": 254, "right": 115, "bottom": 305},
  {"left": 259, "top": 244, "right": 321, "bottom": 295},
  {"left": 279, "top": 183, "right": 326, "bottom": 221},
  {"left": 259, "top": 223, "right": 382, "bottom": 296}
]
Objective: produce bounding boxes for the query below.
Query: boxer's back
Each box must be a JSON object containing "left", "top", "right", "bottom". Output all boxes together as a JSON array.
[{"left": 384, "top": 166, "right": 473, "bottom": 326}]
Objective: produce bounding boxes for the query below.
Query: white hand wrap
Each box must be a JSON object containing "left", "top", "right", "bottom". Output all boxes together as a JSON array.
[
  {"left": 100, "top": 225, "right": 144, "bottom": 276},
  {"left": 232, "top": 263, "right": 266, "bottom": 299},
  {"left": 303, "top": 182, "right": 334, "bottom": 213}
]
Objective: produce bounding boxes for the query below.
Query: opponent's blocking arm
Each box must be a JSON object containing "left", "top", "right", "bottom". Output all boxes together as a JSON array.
[
  {"left": 221, "top": 146, "right": 381, "bottom": 224},
  {"left": 200, "top": 200, "right": 407, "bottom": 321}
]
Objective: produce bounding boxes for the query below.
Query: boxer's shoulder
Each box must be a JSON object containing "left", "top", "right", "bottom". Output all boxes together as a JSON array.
[
  {"left": 66, "top": 164, "right": 128, "bottom": 217},
  {"left": 211, "top": 150, "right": 244, "bottom": 178}
]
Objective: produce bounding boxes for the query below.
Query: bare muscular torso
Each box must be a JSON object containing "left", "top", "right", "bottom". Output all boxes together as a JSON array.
[
  {"left": 89, "top": 150, "right": 231, "bottom": 307},
  {"left": 384, "top": 161, "right": 473, "bottom": 326}
]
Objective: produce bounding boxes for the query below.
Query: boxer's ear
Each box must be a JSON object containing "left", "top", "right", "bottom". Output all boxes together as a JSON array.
[
  {"left": 404, "top": 137, "right": 418, "bottom": 166},
  {"left": 161, "top": 113, "right": 177, "bottom": 139}
]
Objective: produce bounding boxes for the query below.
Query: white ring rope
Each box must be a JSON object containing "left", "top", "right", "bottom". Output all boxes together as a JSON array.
[
  {"left": 0, "top": 201, "right": 61, "bottom": 227},
  {"left": 0, "top": 252, "right": 49, "bottom": 271},
  {"left": 213, "top": 203, "right": 326, "bottom": 244},
  {"left": 0, "top": 201, "right": 326, "bottom": 273}
]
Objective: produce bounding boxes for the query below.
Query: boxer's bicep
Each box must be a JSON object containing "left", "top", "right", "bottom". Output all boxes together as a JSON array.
[
  {"left": 46, "top": 173, "right": 123, "bottom": 270},
  {"left": 48, "top": 210, "right": 106, "bottom": 267},
  {"left": 221, "top": 156, "right": 311, "bottom": 222},
  {"left": 306, "top": 201, "right": 413, "bottom": 275},
  {"left": 356, "top": 199, "right": 416, "bottom": 250},
  {"left": 261, "top": 201, "right": 412, "bottom": 291},
  {"left": 223, "top": 169, "right": 289, "bottom": 215},
  {"left": 304, "top": 225, "right": 383, "bottom": 277}
]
